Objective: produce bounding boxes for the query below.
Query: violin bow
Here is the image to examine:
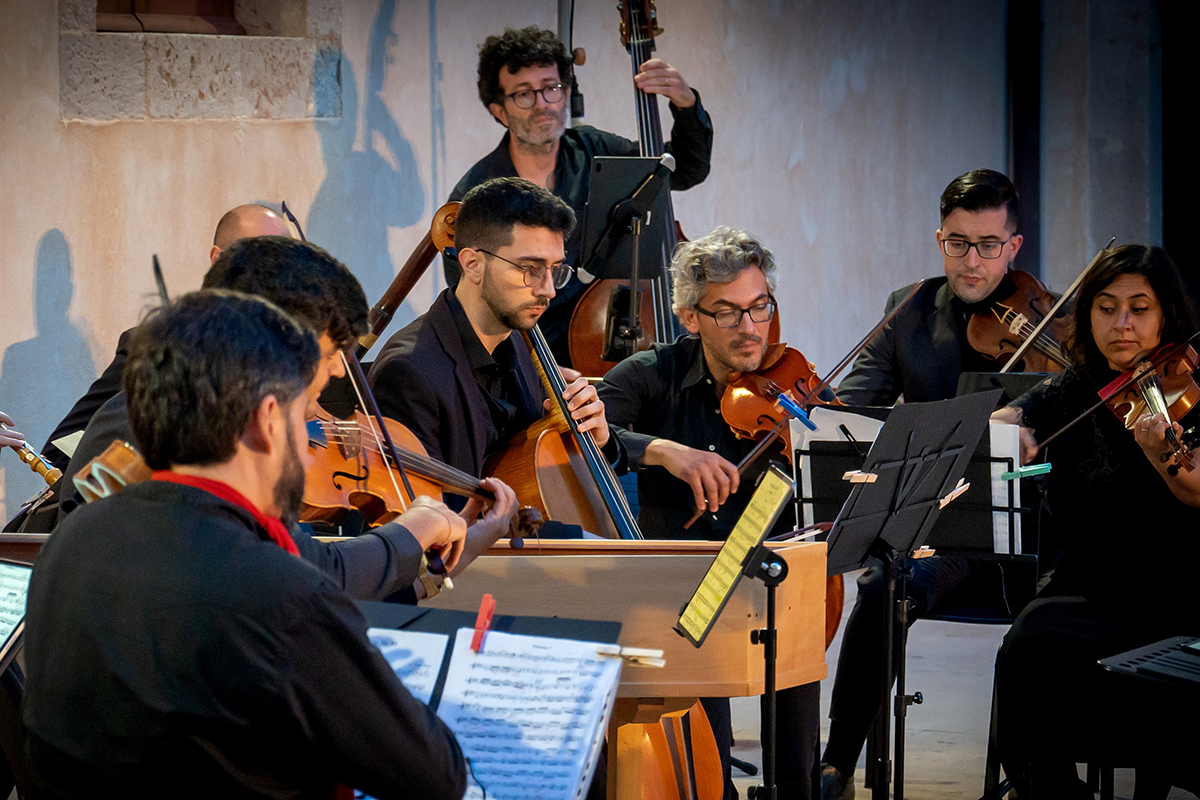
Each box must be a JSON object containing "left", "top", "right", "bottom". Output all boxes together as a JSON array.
[
  {"left": 684, "top": 280, "right": 927, "bottom": 528},
  {"left": 1035, "top": 329, "right": 1200, "bottom": 453},
  {"left": 152, "top": 255, "right": 171, "bottom": 308},
  {"left": 999, "top": 238, "right": 1115, "bottom": 373},
  {"left": 338, "top": 350, "right": 416, "bottom": 504},
  {"left": 281, "top": 201, "right": 307, "bottom": 242}
]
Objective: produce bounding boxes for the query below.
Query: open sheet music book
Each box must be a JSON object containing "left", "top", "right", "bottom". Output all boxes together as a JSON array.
[{"left": 361, "top": 627, "right": 622, "bottom": 800}]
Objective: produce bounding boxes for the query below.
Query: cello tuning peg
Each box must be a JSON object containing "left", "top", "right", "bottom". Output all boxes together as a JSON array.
[{"left": 573, "top": 47, "right": 586, "bottom": 66}]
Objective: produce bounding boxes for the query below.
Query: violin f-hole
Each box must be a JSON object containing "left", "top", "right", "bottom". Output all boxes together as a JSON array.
[{"left": 332, "top": 465, "right": 369, "bottom": 490}]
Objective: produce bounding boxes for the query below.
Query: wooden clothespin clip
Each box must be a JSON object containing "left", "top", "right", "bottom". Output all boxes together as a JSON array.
[
  {"left": 595, "top": 644, "right": 666, "bottom": 668},
  {"left": 842, "top": 470, "right": 878, "bottom": 484},
  {"left": 938, "top": 478, "right": 969, "bottom": 509},
  {"left": 912, "top": 546, "right": 936, "bottom": 559},
  {"left": 470, "top": 593, "right": 496, "bottom": 653},
  {"left": 1000, "top": 463, "right": 1051, "bottom": 481}
]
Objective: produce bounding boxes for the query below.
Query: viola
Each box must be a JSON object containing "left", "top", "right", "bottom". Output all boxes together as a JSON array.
[
  {"left": 1099, "top": 342, "right": 1200, "bottom": 475},
  {"left": 303, "top": 408, "right": 542, "bottom": 539},
  {"left": 966, "top": 270, "right": 1072, "bottom": 372}
]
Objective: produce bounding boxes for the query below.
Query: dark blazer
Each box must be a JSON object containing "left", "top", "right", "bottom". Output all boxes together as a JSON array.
[
  {"left": 367, "top": 289, "right": 544, "bottom": 481},
  {"left": 41, "top": 328, "right": 133, "bottom": 470},
  {"left": 836, "top": 277, "right": 964, "bottom": 406}
]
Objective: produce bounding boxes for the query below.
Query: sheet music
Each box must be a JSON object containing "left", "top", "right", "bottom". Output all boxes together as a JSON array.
[
  {"left": 437, "top": 629, "right": 621, "bottom": 800},
  {"left": 795, "top": 408, "right": 884, "bottom": 526},
  {"left": 0, "top": 563, "right": 31, "bottom": 646},
  {"left": 989, "top": 422, "right": 1022, "bottom": 554},
  {"left": 677, "top": 466, "right": 793, "bottom": 644},
  {"left": 366, "top": 628, "right": 448, "bottom": 706}
]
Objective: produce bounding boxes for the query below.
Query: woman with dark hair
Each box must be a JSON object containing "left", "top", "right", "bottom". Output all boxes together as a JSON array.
[{"left": 991, "top": 244, "right": 1200, "bottom": 798}]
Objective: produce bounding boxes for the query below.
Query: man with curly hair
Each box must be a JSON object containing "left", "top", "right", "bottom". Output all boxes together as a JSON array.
[{"left": 447, "top": 25, "right": 714, "bottom": 365}]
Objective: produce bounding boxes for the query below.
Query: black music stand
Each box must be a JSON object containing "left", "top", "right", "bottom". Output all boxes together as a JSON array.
[
  {"left": 824, "top": 390, "right": 1000, "bottom": 800},
  {"left": 579, "top": 156, "right": 673, "bottom": 362}
]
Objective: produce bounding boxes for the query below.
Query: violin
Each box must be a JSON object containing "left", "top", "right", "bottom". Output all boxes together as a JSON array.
[
  {"left": 707, "top": 282, "right": 927, "bottom": 650},
  {"left": 967, "top": 270, "right": 1072, "bottom": 372},
  {"left": 712, "top": 344, "right": 845, "bottom": 650},
  {"left": 303, "top": 407, "right": 542, "bottom": 539},
  {"left": 1099, "top": 342, "right": 1200, "bottom": 475}
]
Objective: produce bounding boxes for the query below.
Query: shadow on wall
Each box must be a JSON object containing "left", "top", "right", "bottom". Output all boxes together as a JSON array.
[
  {"left": 307, "top": 0, "right": 426, "bottom": 324},
  {"left": 0, "top": 230, "right": 96, "bottom": 520}
]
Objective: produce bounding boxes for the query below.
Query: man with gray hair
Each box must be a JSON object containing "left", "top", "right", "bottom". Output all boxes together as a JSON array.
[{"left": 598, "top": 227, "right": 821, "bottom": 799}]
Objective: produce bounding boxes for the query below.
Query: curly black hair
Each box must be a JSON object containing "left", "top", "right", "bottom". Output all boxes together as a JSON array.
[{"left": 476, "top": 26, "right": 573, "bottom": 109}]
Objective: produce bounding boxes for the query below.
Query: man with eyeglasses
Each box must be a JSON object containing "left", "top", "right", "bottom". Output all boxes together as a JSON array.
[
  {"left": 598, "top": 227, "right": 825, "bottom": 800},
  {"left": 368, "top": 178, "right": 622, "bottom": 502},
  {"left": 446, "top": 25, "right": 714, "bottom": 365},
  {"left": 819, "top": 169, "right": 1027, "bottom": 800}
]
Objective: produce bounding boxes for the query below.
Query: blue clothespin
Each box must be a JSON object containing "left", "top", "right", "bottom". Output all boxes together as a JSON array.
[{"left": 774, "top": 392, "right": 817, "bottom": 431}]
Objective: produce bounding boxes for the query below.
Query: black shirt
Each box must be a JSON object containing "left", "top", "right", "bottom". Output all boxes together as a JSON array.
[
  {"left": 598, "top": 336, "right": 793, "bottom": 541},
  {"left": 1013, "top": 367, "right": 1200, "bottom": 620},
  {"left": 22, "top": 480, "right": 466, "bottom": 799},
  {"left": 445, "top": 288, "right": 543, "bottom": 453},
  {"left": 447, "top": 98, "right": 714, "bottom": 365}
]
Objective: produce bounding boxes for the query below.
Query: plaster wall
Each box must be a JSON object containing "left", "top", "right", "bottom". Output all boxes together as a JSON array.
[
  {"left": 0, "top": 0, "right": 1008, "bottom": 518},
  {"left": 1041, "top": 0, "right": 1163, "bottom": 292}
]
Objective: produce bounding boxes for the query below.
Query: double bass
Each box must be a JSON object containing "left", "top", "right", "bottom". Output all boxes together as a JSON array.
[{"left": 567, "top": 0, "right": 683, "bottom": 377}]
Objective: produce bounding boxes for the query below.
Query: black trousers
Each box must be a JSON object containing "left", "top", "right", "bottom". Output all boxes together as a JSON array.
[
  {"left": 702, "top": 679, "right": 821, "bottom": 800},
  {"left": 823, "top": 555, "right": 978, "bottom": 772},
  {"left": 994, "top": 590, "right": 1200, "bottom": 798}
]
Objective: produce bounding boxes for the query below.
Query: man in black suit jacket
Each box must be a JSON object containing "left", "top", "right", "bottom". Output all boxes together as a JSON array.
[
  {"left": 369, "top": 177, "right": 621, "bottom": 509},
  {"left": 821, "top": 169, "right": 1026, "bottom": 799}
]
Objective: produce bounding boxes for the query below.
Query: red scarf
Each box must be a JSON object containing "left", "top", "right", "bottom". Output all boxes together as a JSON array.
[{"left": 151, "top": 471, "right": 300, "bottom": 556}]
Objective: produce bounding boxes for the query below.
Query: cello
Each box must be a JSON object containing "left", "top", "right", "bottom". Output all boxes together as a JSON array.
[{"left": 485, "top": 325, "right": 643, "bottom": 540}]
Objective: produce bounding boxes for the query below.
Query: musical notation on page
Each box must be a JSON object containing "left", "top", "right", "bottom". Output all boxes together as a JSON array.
[
  {"left": 367, "top": 628, "right": 449, "bottom": 706},
  {"left": 438, "top": 629, "right": 621, "bottom": 800}
]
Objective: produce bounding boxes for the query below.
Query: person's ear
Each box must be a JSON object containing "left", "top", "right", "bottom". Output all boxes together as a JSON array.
[
  {"left": 679, "top": 306, "right": 701, "bottom": 335},
  {"left": 1007, "top": 233, "right": 1024, "bottom": 262},
  {"left": 243, "top": 395, "right": 282, "bottom": 455},
  {"left": 458, "top": 248, "right": 488, "bottom": 287},
  {"left": 488, "top": 102, "right": 508, "bottom": 128},
  {"left": 209, "top": 245, "right": 222, "bottom": 264}
]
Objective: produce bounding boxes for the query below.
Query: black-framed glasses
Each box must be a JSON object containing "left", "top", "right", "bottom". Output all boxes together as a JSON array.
[
  {"left": 478, "top": 248, "right": 575, "bottom": 289},
  {"left": 694, "top": 298, "right": 777, "bottom": 328},
  {"left": 940, "top": 237, "right": 1011, "bottom": 259},
  {"left": 502, "top": 83, "right": 566, "bottom": 109}
]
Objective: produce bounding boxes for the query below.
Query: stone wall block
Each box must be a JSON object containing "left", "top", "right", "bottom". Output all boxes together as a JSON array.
[
  {"left": 60, "top": 32, "right": 146, "bottom": 120},
  {"left": 59, "top": 0, "right": 96, "bottom": 33},
  {"left": 235, "top": 0, "right": 308, "bottom": 38},
  {"left": 311, "top": 47, "right": 342, "bottom": 118},
  {"left": 240, "top": 38, "right": 314, "bottom": 119},
  {"left": 146, "top": 35, "right": 241, "bottom": 119},
  {"left": 306, "top": 0, "right": 341, "bottom": 42}
]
